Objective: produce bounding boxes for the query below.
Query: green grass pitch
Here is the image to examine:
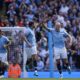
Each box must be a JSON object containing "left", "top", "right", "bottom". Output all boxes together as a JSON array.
[{"left": 0, "top": 78, "right": 80, "bottom": 80}]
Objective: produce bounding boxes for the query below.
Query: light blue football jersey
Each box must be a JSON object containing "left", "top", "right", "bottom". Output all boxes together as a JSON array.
[
  {"left": 24, "top": 27, "right": 36, "bottom": 47},
  {"left": 49, "top": 28, "right": 69, "bottom": 48}
]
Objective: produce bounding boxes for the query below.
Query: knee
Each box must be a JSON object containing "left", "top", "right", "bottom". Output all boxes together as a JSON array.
[{"left": 56, "top": 59, "right": 60, "bottom": 65}]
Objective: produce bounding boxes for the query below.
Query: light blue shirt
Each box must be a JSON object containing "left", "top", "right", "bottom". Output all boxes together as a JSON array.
[
  {"left": 0, "top": 36, "right": 9, "bottom": 53},
  {"left": 25, "top": 0, "right": 31, "bottom": 5},
  {"left": 50, "top": 28, "right": 69, "bottom": 48},
  {"left": 27, "top": 14, "right": 34, "bottom": 21},
  {"left": 30, "top": 5, "right": 37, "bottom": 13},
  {"left": 24, "top": 27, "right": 36, "bottom": 47}
]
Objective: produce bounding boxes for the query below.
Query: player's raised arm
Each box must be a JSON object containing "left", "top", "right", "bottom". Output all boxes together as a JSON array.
[
  {"left": 64, "top": 30, "right": 72, "bottom": 46},
  {"left": 43, "top": 23, "right": 53, "bottom": 32},
  {"left": 34, "top": 21, "right": 54, "bottom": 32}
]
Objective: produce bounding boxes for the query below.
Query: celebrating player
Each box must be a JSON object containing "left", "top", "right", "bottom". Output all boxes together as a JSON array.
[
  {"left": 44, "top": 21, "right": 72, "bottom": 78},
  {"left": 0, "top": 29, "right": 10, "bottom": 65},
  {"left": 21, "top": 21, "right": 38, "bottom": 76}
]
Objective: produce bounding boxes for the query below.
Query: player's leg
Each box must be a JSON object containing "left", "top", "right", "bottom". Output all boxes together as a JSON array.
[
  {"left": 56, "top": 59, "right": 62, "bottom": 75},
  {"left": 62, "top": 59, "right": 71, "bottom": 74},
  {"left": 54, "top": 48, "right": 63, "bottom": 78},
  {"left": 1, "top": 53, "right": 8, "bottom": 65},
  {"left": 24, "top": 47, "right": 29, "bottom": 71},
  {"left": 30, "top": 46, "right": 38, "bottom": 76},
  {"left": 0, "top": 53, "right": 8, "bottom": 78},
  {"left": 25, "top": 47, "right": 36, "bottom": 71},
  {"left": 61, "top": 47, "right": 71, "bottom": 74}
]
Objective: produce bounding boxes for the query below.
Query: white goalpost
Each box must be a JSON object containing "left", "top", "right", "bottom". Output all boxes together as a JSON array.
[{"left": 0, "top": 27, "right": 27, "bottom": 77}]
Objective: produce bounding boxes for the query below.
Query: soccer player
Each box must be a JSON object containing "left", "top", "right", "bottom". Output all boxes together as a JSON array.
[
  {"left": 21, "top": 21, "right": 38, "bottom": 76},
  {"left": 44, "top": 21, "right": 72, "bottom": 78},
  {"left": 0, "top": 29, "right": 10, "bottom": 65}
]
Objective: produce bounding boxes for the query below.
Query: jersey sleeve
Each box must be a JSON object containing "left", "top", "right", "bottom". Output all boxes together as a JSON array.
[
  {"left": 4, "top": 37, "right": 10, "bottom": 44},
  {"left": 48, "top": 28, "right": 55, "bottom": 32}
]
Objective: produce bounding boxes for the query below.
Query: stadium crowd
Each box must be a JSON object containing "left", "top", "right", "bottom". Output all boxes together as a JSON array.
[{"left": 0, "top": 0, "right": 80, "bottom": 71}]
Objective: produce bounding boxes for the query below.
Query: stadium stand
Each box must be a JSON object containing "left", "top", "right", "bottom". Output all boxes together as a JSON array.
[{"left": 0, "top": 0, "right": 80, "bottom": 73}]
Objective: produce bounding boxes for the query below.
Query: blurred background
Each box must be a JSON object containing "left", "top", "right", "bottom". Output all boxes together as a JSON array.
[{"left": 0, "top": 0, "right": 80, "bottom": 72}]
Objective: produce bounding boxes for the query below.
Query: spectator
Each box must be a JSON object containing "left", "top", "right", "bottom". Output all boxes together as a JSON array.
[
  {"left": 8, "top": 59, "right": 21, "bottom": 78},
  {"left": 30, "top": 2, "right": 37, "bottom": 14},
  {"left": 18, "top": 18, "right": 24, "bottom": 27},
  {"left": 7, "top": 6, "right": 16, "bottom": 26},
  {"left": 4, "top": 0, "right": 13, "bottom": 11},
  {"left": 75, "top": 32, "right": 80, "bottom": 69},
  {"left": 0, "top": 0, "right": 3, "bottom": 10},
  {"left": 36, "top": 56, "right": 44, "bottom": 71},
  {"left": 59, "top": 3, "right": 69, "bottom": 14},
  {"left": 0, "top": 18, "right": 5, "bottom": 27},
  {"left": 38, "top": 33, "right": 48, "bottom": 62}
]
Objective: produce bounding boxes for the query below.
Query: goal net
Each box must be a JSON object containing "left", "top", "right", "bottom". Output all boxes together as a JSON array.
[{"left": 0, "top": 27, "right": 26, "bottom": 72}]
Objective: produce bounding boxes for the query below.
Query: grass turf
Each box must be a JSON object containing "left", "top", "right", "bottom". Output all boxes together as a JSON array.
[{"left": 0, "top": 78, "right": 80, "bottom": 80}]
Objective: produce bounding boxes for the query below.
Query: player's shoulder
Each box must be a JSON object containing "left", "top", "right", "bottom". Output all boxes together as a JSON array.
[
  {"left": 51, "top": 27, "right": 55, "bottom": 29},
  {"left": 60, "top": 28, "right": 66, "bottom": 31},
  {"left": 1, "top": 35, "right": 8, "bottom": 39},
  {"left": 60, "top": 28, "right": 67, "bottom": 33},
  {"left": 50, "top": 28, "right": 55, "bottom": 32},
  {"left": 24, "top": 27, "right": 31, "bottom": 33},
  {"left": 2, "top": 35, "right": 10, "bottom": 42}
]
